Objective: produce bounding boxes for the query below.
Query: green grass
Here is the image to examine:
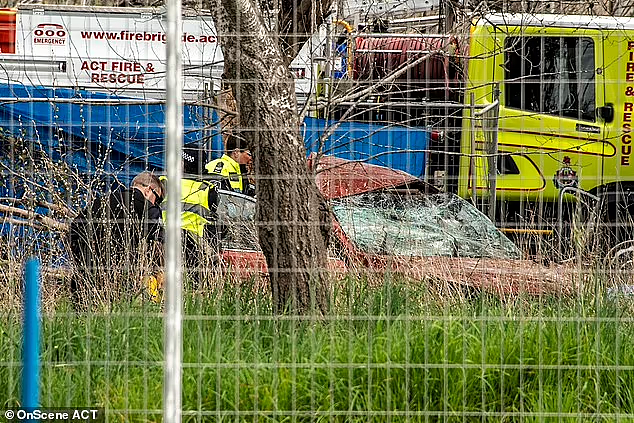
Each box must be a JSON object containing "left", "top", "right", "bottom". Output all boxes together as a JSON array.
[{"left": 1, "top": 276, "right": 634, "bottom": 422}]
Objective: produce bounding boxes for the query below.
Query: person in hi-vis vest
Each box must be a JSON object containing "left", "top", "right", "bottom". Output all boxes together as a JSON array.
[
  {"left": 205, "top": 133, "right": 255, "bottom": 197},
  {"left": 161, "top": 147, "right": 220, "bottom": 287}
]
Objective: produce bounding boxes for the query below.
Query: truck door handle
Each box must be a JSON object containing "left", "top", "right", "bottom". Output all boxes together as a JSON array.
[{"left": 596, "top": 104, "right": 614, "bottom": 123}]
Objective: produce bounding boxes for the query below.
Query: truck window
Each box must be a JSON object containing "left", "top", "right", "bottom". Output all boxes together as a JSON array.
[{"left": 505, "top": 36, "right": 595, "bottom": 122}]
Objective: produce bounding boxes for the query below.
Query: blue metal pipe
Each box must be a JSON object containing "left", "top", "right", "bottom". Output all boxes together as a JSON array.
[{"left": 22, "top": 258, "right": 41, "bottom": 410}]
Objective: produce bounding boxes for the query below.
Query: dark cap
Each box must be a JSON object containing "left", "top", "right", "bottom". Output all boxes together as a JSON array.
[{"left": 225, "top": 130, "right": 249, "bottom": 152}]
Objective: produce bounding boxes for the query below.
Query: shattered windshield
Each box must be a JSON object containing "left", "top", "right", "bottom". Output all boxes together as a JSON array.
[{"left": 332, "top": 191, "right": 521, "bottom": 259}]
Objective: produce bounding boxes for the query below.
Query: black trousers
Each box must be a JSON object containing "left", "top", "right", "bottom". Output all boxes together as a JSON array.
[{"left": 182, "top": 226, "right": 220, "bottom": 288}]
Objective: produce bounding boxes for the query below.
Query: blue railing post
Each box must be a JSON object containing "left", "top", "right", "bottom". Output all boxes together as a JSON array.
[{"left": 22, "top": 257, "right": 41, "bottom": 411}]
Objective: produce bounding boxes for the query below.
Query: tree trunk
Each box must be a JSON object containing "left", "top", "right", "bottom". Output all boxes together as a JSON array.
[
  {"left": 208, "top": 0, "right": 330, "bottom": 313},
  {"left": 277, "top": 0, "right": 335, "bottom": 67}
]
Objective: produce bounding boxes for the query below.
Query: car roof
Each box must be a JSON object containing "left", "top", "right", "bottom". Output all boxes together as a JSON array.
[{"left": 313, "top": 155, "right": 433, "bottom": 200}]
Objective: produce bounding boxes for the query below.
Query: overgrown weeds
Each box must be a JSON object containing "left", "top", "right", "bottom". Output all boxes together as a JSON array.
[{"left": 1, "top": 274, "right": 634, "bottom": 421}]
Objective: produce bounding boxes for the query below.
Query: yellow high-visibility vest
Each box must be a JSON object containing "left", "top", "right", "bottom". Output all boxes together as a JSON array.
[{"left": 160, "top": 177, "right": 217, "bottom": 238}]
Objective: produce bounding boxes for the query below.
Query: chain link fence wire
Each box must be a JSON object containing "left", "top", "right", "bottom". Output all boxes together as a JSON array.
[{"left": 1, "top": 2, "right": 634, "bottom": 422}]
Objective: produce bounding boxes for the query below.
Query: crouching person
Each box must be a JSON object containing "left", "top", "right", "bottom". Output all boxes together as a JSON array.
[
  {"left": 69, "top": 172, "right": 165, "bottom": 308},
  {"left": 177, "top": 178, "right": 221, "bottom": 287},
  {"left": 161, "top": 149, "right": 221, "bottom": 288}
]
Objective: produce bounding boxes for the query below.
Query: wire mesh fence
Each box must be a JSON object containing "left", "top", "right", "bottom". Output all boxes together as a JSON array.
[{"left": 1, "top": 2, "right": 634, "bottom": 422}]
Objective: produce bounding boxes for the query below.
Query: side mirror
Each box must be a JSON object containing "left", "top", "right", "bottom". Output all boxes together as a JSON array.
[{"left": 597, "top": 104, "right": 614, "bottom": 123}]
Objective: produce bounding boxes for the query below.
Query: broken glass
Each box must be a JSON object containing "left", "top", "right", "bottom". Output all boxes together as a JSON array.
[{"left": 332, "top": 191, "right": 521, "bottom": 259}]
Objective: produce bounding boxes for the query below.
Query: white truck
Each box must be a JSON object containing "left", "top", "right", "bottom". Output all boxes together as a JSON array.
[
  {"left": 0, "top": 4, "right": 315, "bottom": 180},
  {"left": 0, "top": 4, "right": 313, "bottom": 100}
]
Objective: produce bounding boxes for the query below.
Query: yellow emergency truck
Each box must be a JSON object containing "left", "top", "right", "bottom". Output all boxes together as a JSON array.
[
  {"left": 458, "top": 14, "right": 634, "bottom": 234},
  {"left": 332, "top": 13, "right": 634, "bottom": 236}
]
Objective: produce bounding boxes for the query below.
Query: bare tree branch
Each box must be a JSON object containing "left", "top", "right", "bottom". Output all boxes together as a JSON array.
[{"left": 0, "top": 204, "right": 70, "bottom": 232}]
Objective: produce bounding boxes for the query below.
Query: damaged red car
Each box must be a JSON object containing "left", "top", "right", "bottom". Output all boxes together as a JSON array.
[{"left": 219, "top": 156, "right": 572, "bottom": 296}]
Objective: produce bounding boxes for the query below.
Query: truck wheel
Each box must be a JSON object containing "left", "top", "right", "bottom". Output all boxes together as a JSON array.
[
  {"left": 605, "top": 240, "right": 634, "bottom": 286},
  {"left": 598, "top": 191, "right": 634, "bottom": 248}
]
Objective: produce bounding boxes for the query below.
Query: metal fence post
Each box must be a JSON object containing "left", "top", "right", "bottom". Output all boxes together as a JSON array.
[
  {"left": 469, "top": 92, "right": 477, "bottom": 206},
  {"left": 22, "top": 258, "right": 40, "bottom": 413},
  {"left": 164, "top": 0, "right": 183, "bottom": 420}
]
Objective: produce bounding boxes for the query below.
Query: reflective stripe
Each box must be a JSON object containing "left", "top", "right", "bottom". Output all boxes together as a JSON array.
[{"left": 183, "top": 203, "right": 214, "bottom": 220}]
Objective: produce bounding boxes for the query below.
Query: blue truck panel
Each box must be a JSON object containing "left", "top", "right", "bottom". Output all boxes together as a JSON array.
[
  {"left": 0, "top": 83, "right": 222, "bottom": 184},
  {"left": 303, "top": 117, "right": 428, "bottom": 178},
  {"left": 0, "top": 84, "right": 429, "bottom": 183}
]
